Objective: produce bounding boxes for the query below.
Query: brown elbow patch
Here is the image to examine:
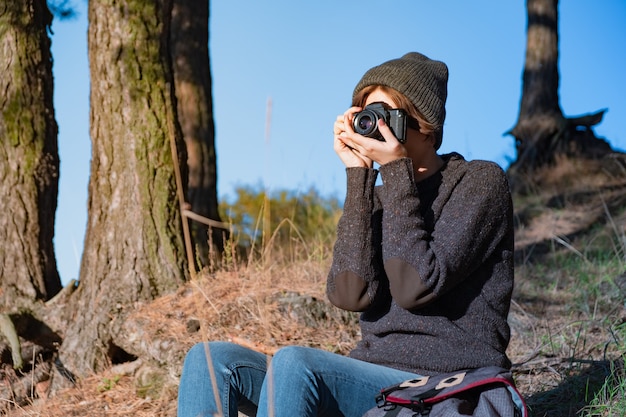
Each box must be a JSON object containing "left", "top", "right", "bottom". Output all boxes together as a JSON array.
[
  {"left": 385, "top": 258, "right": 436, "bottom": 309},
  {"left": 328, "top": 271, "right": 371, "bottom": 312}
]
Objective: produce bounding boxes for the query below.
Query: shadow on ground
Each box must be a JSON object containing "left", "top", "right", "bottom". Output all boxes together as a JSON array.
[{"left": 521, "top": 359, "right": 622, "bottom": 417}]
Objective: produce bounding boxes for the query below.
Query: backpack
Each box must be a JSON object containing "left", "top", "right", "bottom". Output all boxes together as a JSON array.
[{"left": 362, "top": 366, "right": 528, "bottom": 417}]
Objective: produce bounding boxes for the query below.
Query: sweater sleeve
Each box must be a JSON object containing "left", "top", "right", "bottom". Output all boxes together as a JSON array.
[
  {"left": 326, "top": 166, "right": 384, "bottom": 312},
  {"left": 378, "top": 157, "right": 512, "bottom": 310}
]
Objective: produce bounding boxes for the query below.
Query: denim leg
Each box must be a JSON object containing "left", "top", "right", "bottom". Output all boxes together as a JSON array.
[
  {"left": 177, "top": 341, "right": 268, "bottom": 417},
  {"left": 257, "top": 346, "right": 421, "bottom": 417}
]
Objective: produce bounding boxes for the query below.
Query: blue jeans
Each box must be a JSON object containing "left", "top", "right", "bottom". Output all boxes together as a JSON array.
[{"left": 177, "top": 341, "right": 421, "bottom": 417}]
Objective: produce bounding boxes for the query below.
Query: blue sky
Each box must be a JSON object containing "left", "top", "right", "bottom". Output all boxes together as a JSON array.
[{"left": 51, "top": 1, "right": 626, "bottom": 283}]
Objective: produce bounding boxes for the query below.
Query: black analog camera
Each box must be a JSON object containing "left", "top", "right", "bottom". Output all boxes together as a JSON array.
[{"left": 352, "top": 102, "right": 407, "bottom": 143}]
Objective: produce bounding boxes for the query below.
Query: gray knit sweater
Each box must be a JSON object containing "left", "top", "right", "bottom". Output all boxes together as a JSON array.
[{"left": 327, "top": 153, "right": 513, "bottom": 375}]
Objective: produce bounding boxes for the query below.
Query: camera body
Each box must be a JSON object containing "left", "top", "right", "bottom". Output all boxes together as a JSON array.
[{"left": 352, "top": 102, "right": 407, "bottom": 143}]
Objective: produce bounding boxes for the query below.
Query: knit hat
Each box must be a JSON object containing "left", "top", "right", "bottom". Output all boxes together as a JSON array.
[{"left": 353, "top": 52, "right": 448, "bottom": 149}]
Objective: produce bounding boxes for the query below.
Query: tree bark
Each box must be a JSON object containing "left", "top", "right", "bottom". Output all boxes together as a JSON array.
[
  {"left": 171, "top": 0, "right": 225, "bottom": 267},
  {"left": 0, "top": 0, "right": 62, "bottom": 307},
  {"left": 508, "top": 0, "right": 613, "bottom": 179},
  {"left": 55, "top": 0, "right": 189, "bottom": 384}
]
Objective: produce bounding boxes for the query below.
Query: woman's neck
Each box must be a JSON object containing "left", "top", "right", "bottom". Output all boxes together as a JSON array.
[{"left": 413, "top": 153, "right": 444, "bottom": 183}]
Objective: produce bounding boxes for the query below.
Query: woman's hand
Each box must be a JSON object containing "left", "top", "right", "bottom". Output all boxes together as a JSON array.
[
  {"left": 333, "top": 107, "right": 407, "bottom": 168},
  {"left": 334, "top": 107, "right": 372, "bottom": 168}
]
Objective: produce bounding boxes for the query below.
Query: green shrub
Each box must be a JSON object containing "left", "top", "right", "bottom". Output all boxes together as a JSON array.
[{"left": 219, "top": 185, "right": 342, "bottom": 260}]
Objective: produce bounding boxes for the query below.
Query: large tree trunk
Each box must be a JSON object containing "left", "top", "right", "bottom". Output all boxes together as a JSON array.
[
  {"left": 171, "top": 0, "right": 226, "bottom": 268},
  {"left": 508, "top": 0, "right": 612, "bottom": 181},
  {"left": 0, "top": 3, "right": 78, "bottom": 407},
  {"left": 55, "top": 0, "right": 189, "bottom": 385},
  {"left": 0, "top": 0, "right": 62, "bottom": 307}
]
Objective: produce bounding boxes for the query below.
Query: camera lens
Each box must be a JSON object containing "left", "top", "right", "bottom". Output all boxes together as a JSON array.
[
  {"left": 358, "top": 116, "right": 374, "bottom": 131},
  {"left": 353, "top": 110, "right": 378, "bottom": 136}
]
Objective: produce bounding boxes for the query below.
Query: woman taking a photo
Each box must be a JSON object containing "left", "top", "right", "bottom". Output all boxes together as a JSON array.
[{"left": 177, "top": 51, "right": 515, "bottom": 417}]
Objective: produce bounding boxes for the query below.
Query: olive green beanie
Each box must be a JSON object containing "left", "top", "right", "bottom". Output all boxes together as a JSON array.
[{"left": 353, "top": 52, "right": 448, "bottom": 149}]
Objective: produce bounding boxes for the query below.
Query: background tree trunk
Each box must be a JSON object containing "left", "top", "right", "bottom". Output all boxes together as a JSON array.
[
  {"left": 0, "top": 0, "right": 62, "bottom": 307},
  {"left": 55, "top": 0, "right": 189, "bottom": 384},
  {"left": 509, "top": 0, "right": 564, "bottom": 170},
  {"left": 171, "top": 0, "right": 226, "bottom": 268},
  {"left": 508, "top": 0, "right": 612, "bottom": 181}
]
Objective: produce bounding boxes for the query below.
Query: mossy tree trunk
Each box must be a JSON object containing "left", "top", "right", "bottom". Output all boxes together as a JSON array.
[
  {"left": 0, "top": 0, "right": 62, "bottom": 307},
  {"left": 508, "top": 0, "right": 612, "bottom": 181},
  {"left": 171, "top": 0, "right": 226, "bottom": 267},
  {"left": 55, "top": 0, "right": 189, "bottom": 384}
]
